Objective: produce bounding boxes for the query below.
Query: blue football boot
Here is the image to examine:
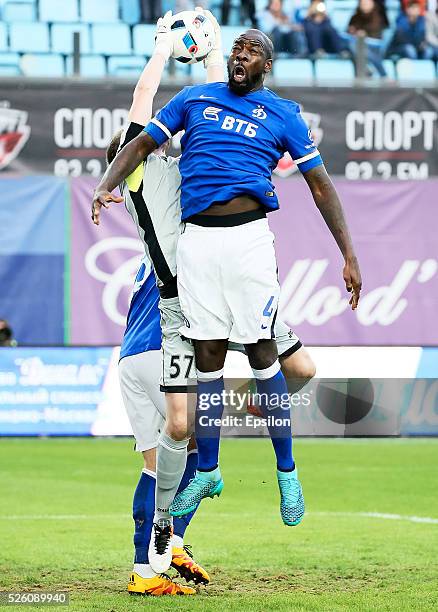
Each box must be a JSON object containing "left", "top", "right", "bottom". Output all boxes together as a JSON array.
[
  {"left": 170, "top": 468, "right": 224, "bottom": 517},
  {"left": 277, "top": 468, "right": 305, "bottom": 526}
]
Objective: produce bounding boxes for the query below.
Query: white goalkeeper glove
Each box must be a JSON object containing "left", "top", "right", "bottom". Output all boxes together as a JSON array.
[
  {"left": 195, "top": 7, "right": 223, "bottom": 68},
  {"left": 154, "top": 10, "right": 173, "bottom": 62}
]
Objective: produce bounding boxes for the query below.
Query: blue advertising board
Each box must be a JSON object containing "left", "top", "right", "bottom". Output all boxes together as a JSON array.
[{"left": 0, "top": 176, "right": 67, "bottom": 345}]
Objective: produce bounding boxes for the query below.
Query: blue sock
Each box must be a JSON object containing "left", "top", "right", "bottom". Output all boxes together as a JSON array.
[
  {"left": 173, "top": 450, "right": 199, "bottom": 539},
  {"left": 133, "top": 470, "right": 155, "bottom": 564},
  {"left": 255, "top": 368, "right": 295, "bottom": 472},
  {"left": 195, "top": 376, "right": 225, "bottom": 471}
]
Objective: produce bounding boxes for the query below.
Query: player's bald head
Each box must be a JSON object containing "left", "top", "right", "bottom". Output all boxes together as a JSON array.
[{"left": 238, "top": 29, "right": 274, "bottom": 60}]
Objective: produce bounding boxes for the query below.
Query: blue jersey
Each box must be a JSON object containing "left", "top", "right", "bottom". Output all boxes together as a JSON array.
[
  {"left": 144, "top": 82, "right": 323, "bottom": 220},
  {"left": 119, "top": 256, "right": 162, "bottom": 361}
]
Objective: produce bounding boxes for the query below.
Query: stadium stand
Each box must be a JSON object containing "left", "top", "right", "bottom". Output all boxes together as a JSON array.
[
  {"left": 107, "top": 54, "right": 145, "bottom": 77},
  {"left": 314, "top": 57, "right": 356, "bottom": 81},
  {"left": 51, "top": 23, "right": 91, "bottom": 54},
  {"left": 9, "top": 22, "right": 49, "bottom": 53},
  {"left": 39, "top": 0, "right": 78, "bottom": 23},
  {"left": 120, "top": 0, "right": 140, "bottom": 26},
  {"left": 80, "top": 0, "right": 119, "bottom": 23},
  {"left": 272, "top": 58, "right": 314, "bottom": 83},
  {"left": 91, "top": 23, "right": 131, "bottom": 55},
  {"left": 397, "top": 58, "right": 437, "bottom": 82},
  {"left": 0, "top": 0, "right": 435, "bottom": 82},
  {"left": 381, "top": 59, "right": 396, "bottom": 79},
  {"left": 2, "top": 1, "right": 36, "bottom": 22},
  {"left": 21, "top": 51, "right": 64, "bottom": 76},
  {"left": 0, "top": 50, "right": 20, "bottom": 75},
  {"left": 0, "top": 20, "right": 7, "bottom": 50},
  {"left": 65, "top": 53, "right": 105, "bottom": 77},
  {"left": 132, "top": 23, "right": 156, "bottom": 57}
]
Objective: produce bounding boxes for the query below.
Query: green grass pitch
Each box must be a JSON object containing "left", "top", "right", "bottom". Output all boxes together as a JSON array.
[{"left": 1, "top": 438, "right": 438, "bottom": 611}]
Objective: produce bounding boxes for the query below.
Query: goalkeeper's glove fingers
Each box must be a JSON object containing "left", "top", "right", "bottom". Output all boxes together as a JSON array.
[
  {"left": 194, "top": 7, "right": 224, "bottom": 68},
  {"left": 201, "top": 8, "right": 222, "bottom": 51}
]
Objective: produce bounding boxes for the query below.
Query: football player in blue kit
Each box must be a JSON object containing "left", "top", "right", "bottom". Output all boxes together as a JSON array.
[{"left": 93, "top": 27, "right": 362, "bottom": 573}]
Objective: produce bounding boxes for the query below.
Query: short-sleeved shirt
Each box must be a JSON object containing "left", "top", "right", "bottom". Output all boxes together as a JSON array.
[{"left": 144, "top": 82, "right": 323, "bottom": 219}]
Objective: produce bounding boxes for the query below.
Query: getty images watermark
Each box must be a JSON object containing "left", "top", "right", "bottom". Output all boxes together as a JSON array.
[
  {"left": 188, "top": 378, "right": 438, "bottom": 437},
  {"left": 197, "top": 388, "right": 311, "bottom": 431}
]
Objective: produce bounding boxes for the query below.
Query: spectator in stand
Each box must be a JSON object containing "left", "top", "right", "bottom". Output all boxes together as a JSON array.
[
  {"left": 222, "top": 0, "right": 258, "bottom": 27},
  {"left": 349, "top": 0, "right": 388, "bottom": 38},
  {"left": 303, "top": 0, "right": 349, "bottom": 57},
  {"left": 348, "top": 0, "right": 389, "bottom": 76},
  {"left": 175, "top": 0, "right": 210, "bottom": 9},
  {"left": 375, "top": 0, "right": 389, "bottom": 24},
  {"left": 139, "top": 0, "right": 162, "bottom": 23},
  {"left": 400, "top": 0, "right": 427, "bottom": 15},
  {"left": 259, "top": 0, "right": 307, "bottom": 56},
  {"left": 426, "top": 6, "right": 438, "bottom": 58},
  {"left": 0, "top": 319, "right": 15, "bottom": 347},
  {"left": 387, "top": 0, "right": 433, "bottom": 58},
  {"left": 140, "top": 1, "right": 210, "bottom": 22}
]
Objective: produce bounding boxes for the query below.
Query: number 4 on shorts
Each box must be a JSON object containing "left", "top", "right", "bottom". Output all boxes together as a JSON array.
[{"left": 261, "top": 295, "right": 275, "bottom": 330}]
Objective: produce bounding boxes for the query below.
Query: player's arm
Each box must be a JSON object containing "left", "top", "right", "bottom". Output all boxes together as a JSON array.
[
  {"left": 92, "top": 86, "right": 189, "bottom": 224},
  {"left": 283, "top": 105, "right": 362, "bottom": 309},
  {"left": 302, "top": 165, "right": 362, "bottom": 310},
  {"left": 92, "top": 13, "right": 175, "bottom": 224},
  {"left": 128, "top": 11, "right": 173, "bottom": 125},
  {"left": 92, "top": 132, "right": 158, "bottom": 223}
]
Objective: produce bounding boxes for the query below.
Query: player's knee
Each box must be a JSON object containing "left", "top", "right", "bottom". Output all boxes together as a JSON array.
[
  {"left": 245, "top": 339, "right": 278, "bottom": 370},
  {"left": 282, "top": 358, "right": 316, "bottom": 381},
  {"left": 166, "top": 415, "right": 191, "bottom": 441},
  {"left": 305, "top": 361, "right": 317, "bottom": 380},
  {"left": 194, "top": 339, "right": 227, "bottom": 373},
  {"left": 280, "top": 350, "right": 316, "bottom": 381}
]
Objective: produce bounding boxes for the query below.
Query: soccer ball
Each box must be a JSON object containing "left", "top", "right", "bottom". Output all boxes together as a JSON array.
[{"left": 170, "top": 11, "right": 214, "bottom": 64}]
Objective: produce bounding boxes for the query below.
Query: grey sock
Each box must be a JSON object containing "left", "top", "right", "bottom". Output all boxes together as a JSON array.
[{"left": 154, "top": 432, "right": 188, "bottom": 522}]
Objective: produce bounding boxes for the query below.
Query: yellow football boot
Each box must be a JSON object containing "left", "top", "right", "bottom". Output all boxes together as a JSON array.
[
  {"left": 171, "top": 544, "right": 210, "bottom": 585},
  {"left": 128, "top": 572, "right": 196, "bottom": 596}
]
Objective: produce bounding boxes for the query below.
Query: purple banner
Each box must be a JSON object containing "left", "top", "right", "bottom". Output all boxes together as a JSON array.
[
  {"left": 271, "top": 178, "right": 438, "bottom": 345},
  {"left": 70, "top": 177, "right": 142, "bottom": 345},
  {"left": 69, "top": 176, "right": 437, "bottom": 346}
]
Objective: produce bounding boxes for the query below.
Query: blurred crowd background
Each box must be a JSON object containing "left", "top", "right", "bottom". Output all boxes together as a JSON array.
[{"left": 0, "top": 0, "right": 438, "bottom": 82}]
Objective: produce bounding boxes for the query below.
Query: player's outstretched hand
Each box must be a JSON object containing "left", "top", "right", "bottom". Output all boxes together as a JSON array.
[
  {"left": 343, "top": 256, "right": 362, "bottom": 310},
  {"left": 91, "top": 190, "right": 124, "bottom": 225},
  {"left": 197, "top": 7, "right": 223, "bottom": 68},
  {"left": 154, "top": 10, "right": 173, "bottom": 61}
]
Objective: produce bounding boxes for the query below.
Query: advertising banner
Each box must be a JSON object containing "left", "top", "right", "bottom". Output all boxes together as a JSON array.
[
  {"left": 270, "top": 179, "right": 438, "bottom": 345},
  {"left": 69, "top": 178, "right": 438, "bottom": 346},
  {"left": 0, "top": 346, "right": 131, "bottom": 436},
  {"left": 0, "top": 175, "right": 436, "bottom": 346},
  {"left": 0, "top": 82, "right": 437, "bottom": 179},
  {"left": 70, "top": 177, "right": 143, "bottom": 345},
  {"left": 0, "top": 346, "right": 436, "bottom": 437}
]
